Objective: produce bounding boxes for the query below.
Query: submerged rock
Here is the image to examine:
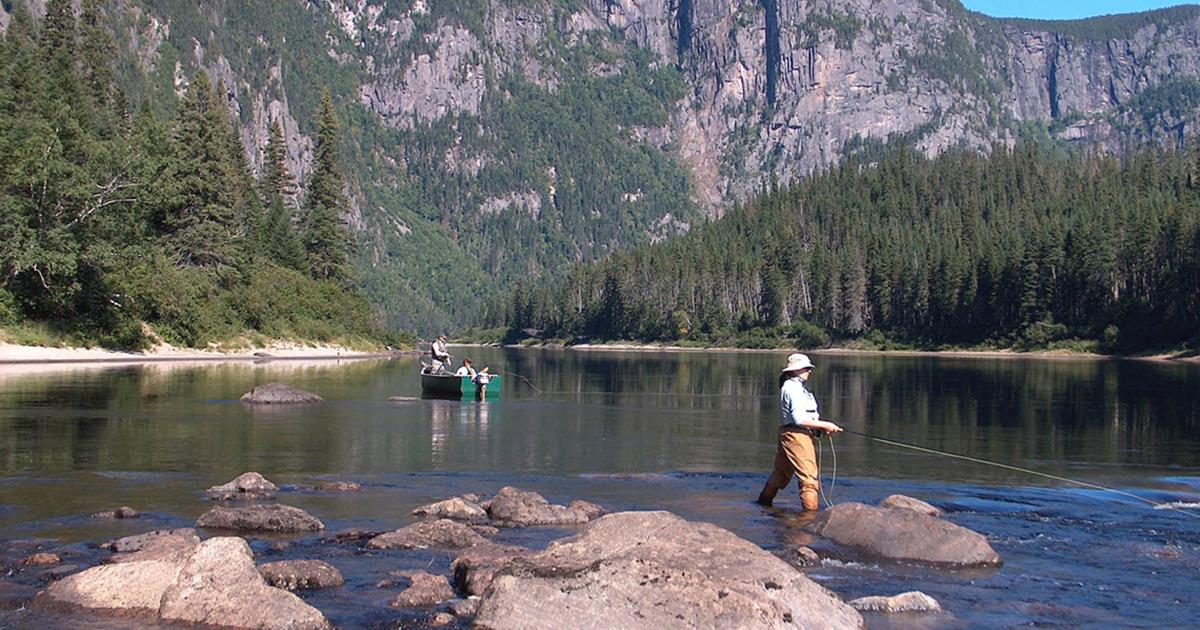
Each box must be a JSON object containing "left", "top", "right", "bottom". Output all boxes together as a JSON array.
[
  {"left": 879, "top": 495, "right": 942, "bottom": 517},
  {"left": 430, "top": 611, "right": 455, "bottom": 627},
  {"left": 472, "top": 511, "right": 862, "bottom": 629},
  {"left": 849, "top": 591, "right": 942, "bottom": 614},
  {"left": 450, "top": 544, "right": 531, "bottom": 596},
  {"left": 484, "top": 486, "right": 594, "bottom": 527},
  {"left": 389, "top": 571, "right": 456, "bottom": 607},
  {"left": 776, "top": 546, "right": 822, "bottom": 569},
  {"left": 311, "top": 481, "right": 361, "bottom": 492},
  {"left": 240, "top": 383, "right": 323, "bottom": 405},
  {"left": 197, "top": 504, "right": 324, "bottom": 533},
  {"left": 806, "top": 502, "right": 1001, "bottom": 567},
  {"left": 19, "top": 552, "right": 61, "bottom": 566},
  {"left": 413, "top": 497, "right": 488, "bottom": 523},
  {"left": 90, "top": 506, "right": 140, "bottom": 519},
  {"left": 366, "top": 519, "right": 488, "bottom": 550},
  {"left": 449, "top": 597, "right": 480, "bottom": 617},
  {"left": 258, "top": 560, "right": 345, "bottom": 591},
  {"left": 207, "top": 472, "right": 278, "bottom": 500}
]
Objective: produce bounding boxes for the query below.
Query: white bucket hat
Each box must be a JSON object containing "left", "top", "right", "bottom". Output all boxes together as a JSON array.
[{"left": 781, "top": 353, "right": 815, "bottom": 373}]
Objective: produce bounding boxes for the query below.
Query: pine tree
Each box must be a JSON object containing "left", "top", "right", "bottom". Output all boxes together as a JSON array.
[
  {"left": 261, "top": 194, "right": 307, "bottom": 270},
  {"left": 302, "top": 90, "right": 353, "bottom": 282},
  {"left": 162, "top": 71, "right": 241, "bottom": 268},
  {"left": 260, "top": 119, "right": 297, "bottom": 205}
]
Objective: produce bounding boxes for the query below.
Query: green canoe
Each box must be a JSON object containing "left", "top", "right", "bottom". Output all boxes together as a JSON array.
[{"left": 420, "top": 372, "right": 501, "bottom": 399}]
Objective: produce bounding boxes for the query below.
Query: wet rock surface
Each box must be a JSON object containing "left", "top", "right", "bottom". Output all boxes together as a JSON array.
[
  {"left": 807, "top": 502, "right": 1001, "bottom": 567},
  {"left": 366, "top": 519, "right": 488, "bottom": 550},
  {"left": 108, "top": 533, "right": 200, "bottom": 564},
  {"left": 240, "top": 383, "right": 323, "bottom": 405},
  {"left": 388, "top": 571, "right": 455, "bottom": 607},
  {"left": 197, "top": 504, "right": 325, "bottom": 533},
  {"left": 311, "top": 481, "right": 361, "bottom": 492},
  {"left": 472, "top": 511, "right": 862, "bottom": 629},
  {"left": 258, "top": 560, "right": 345, "bottom": 590},
  {"left": 849, "top": 591, "right": 942, "bottom": 614},
  {"left": 19, "top": 552, "right": 61, "bottom": 566},
  {"left": 207, "top": 472, "right": 279, "bottom": 500}
]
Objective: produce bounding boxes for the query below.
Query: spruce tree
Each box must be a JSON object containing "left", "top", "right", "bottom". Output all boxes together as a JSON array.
[
  {"left": 261, "top": 119, "right": 297, "bottom": 205},
  {"left": 302, "top": 90, "right": 353, "bottom": 282}
]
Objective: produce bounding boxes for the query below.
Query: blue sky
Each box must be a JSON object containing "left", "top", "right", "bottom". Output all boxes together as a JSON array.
[{"left": 961, "top": 1, "right": 1194, "bottom": 19}]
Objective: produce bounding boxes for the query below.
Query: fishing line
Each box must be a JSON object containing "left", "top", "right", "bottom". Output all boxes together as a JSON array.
[
  {"left": 816, "top": 435, "right": 838, "bottom": 508},
  {"left": 498, "top": 369, "right": 542, "bottom": 393},
  {"left": 841, "top": 428, "right": 1200, "bottom": 519}
]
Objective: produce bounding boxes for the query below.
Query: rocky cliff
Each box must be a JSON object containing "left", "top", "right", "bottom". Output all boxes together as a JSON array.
[{"left": 5, "top": 0, "right": 1200, "bottom": 331}]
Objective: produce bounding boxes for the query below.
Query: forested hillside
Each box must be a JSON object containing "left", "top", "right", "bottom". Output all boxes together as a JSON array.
[
  {"left": 0, "top": 2, "right": 395, "bottom": 349},
  {"left": 495, "top": 141, "right": 1200, "bottom": 353}
]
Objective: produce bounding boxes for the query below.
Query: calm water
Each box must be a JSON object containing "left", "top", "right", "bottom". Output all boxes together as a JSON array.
[{"left": 1, "top": 349, "right": 1199, "bottom": 628}]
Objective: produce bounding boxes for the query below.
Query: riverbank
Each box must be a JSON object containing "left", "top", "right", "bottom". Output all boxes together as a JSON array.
[
  {"left": 0, "top": 341, "right": 409, "bottom": 365},
  {"left": 450, "top": 341, "right": 1200, "bottom": 363}
]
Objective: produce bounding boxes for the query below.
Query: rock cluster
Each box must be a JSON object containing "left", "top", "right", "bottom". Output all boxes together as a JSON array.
[
  {"left": 411, "top": 486, "right": 607, "bottom": 529},
  {"left": 208, "top": 472, "right": 278, "bottom": 500},
  {"left": 33, "top": 537, "right": 330, "bottom": 629}
]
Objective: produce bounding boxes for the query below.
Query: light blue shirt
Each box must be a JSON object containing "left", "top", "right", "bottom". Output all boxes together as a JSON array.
[{"left": 780, "top": 377, "right": 819, "bottom": 427}]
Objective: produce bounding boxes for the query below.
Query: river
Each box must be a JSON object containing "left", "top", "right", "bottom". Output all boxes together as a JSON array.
[{"left": 1, "top": 349, "right": 1198, "bottom": 627}]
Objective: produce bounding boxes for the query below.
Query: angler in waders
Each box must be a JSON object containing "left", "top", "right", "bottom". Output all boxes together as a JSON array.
[{"left": 757, "top": 353, "right": 843, "bottom": 511}]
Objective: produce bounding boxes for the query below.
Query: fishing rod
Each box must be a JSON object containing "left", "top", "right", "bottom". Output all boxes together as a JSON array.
[
  {"left": 498, "top": 369, "right": 542, "bottom": 393},
  {"left": 831, "top": 425, "right": 1200, "bottom": 519}
]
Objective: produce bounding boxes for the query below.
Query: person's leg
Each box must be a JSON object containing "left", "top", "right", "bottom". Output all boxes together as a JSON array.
[
  {"left": 757, "top": 431, "right": 794, "bottom": 506},
  {"left": 779, "top": 431, "right": 820, "bottom": 511}
]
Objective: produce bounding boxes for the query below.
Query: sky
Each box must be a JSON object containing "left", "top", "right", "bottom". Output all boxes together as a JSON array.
[{"left": 960, "top": 1, "right": 1195, "bottom": 20}]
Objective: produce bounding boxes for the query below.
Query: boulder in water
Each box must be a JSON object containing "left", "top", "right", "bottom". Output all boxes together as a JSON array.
[
  {"left": 484, "top": 486, "right": 595, "bottom": 527},
  {"left": 806, "top": 502, "right": 1001, "bottom": 567},
  {"left": 91, "top": 506, "right": 140, "bottom": 519},
  {"left": 472, "top": 511, "right": 862, "bottom": 629},
  {"left": 109, "top": 533, "right": 200, "bottom": 564},
  {"left": 33, "top": 559, "right": 184, "bottom": 618},
  {"left": 413, "top": 497, "right": 489, "bottom": 523},
  {"left": 849, "top": 591, "right": 942, "bottom": 614},
  {"left": 19, "top": 552, "right": 61, "bottom": 566},
  {"left": 258, "top": 560, "right": 345, "bottom": 590},
  {"left": 102, "top": 528, "right": 198, "bottom": 553},
  {"left": 366, "top": 519, "right": 488, "bottom": 550},
  {"left": 878, "top": 494, "right": 942, "bottom": 517},
  {"left": 450, "top": 544, "right": 531, "bottom": 596},
  {"left": 208, "top": 472, "right": 278, "bottom": 500},
  {"left": 240, "top": 383, "right": 323, "bottom": 405},
  {"left": 389, "top": 571, "right": 456, "bottom": 607},
  {"left": 197, "top": 504, "right": 324, "bottom": 533}
]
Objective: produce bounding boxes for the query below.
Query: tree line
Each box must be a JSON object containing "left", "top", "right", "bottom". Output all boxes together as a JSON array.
[
  {"left": 0, "top": 1, "right": 387, "bottom": 348},
  {"left": 493, "top": 140, "right": 1200, "bottom": 353}
]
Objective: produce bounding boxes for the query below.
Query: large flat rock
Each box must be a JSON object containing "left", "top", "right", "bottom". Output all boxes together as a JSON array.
[
  {"left": 34, "top": 560, "right": 183, "bottom": 618},
  {"left": 197, "top": 504, "right": 324, "bottom": 533},
  {"left": 806, "top": 502, "right": 1001, "bottom": 567},
  {"left": 473, "top": 511, "right": 862, "bottom": 629},
  {"left": 367, "top": 519, "right": 489, "bottom": 550}
]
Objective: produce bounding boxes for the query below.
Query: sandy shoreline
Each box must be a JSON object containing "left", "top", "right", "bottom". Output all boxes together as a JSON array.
[
  {"left": 0, "top": 342, "right": 411, "bottom": 365},
  {"left": 450, "top": 342, "right": 1200, "bottom": 363}
]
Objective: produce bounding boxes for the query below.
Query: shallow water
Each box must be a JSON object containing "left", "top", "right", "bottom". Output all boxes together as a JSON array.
[{"left": 1, "top": 349, "right": 1199, "bottom": 628}]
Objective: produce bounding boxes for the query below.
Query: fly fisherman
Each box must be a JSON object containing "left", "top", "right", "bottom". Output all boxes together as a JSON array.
[
  {"left": 757, "top": 353, "right": 843, "bottom": 510},
  {"left": 431, "top": 335, "right": 452, "bottom": 373}
]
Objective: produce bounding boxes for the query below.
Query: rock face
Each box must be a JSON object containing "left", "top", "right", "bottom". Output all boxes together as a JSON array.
[
  {"left": 807, "top": 502, "right": 1001, "bottom": 567},
  {"left": 240, "top": 383, "right": 323, "bottom": 405},
  {"left": 849, "top": 591, "right": 942, "bottom": 614},
  {"left": 413, "top": 497, "right": 488, "bottom": 523},
  {"left": 472, "top": 511, "right": 862, "bottom": 629},
  {"left": 484, "top": 486, "right": 593, "bottom": 527},
  {"left": 389, "top": 571, "right": 456, "bottom": 607},
  {"left": 35, "top": 537, "right": 330, "bottom": 629},
  {"left": 258, "top": 560, "right": 345, "bottom": 590},
  {"left": 879, "top": 495, "right": 942, "bottom": 517},
  {"left": 197, "top": 504, "right": 324, "bottom": 533},
  {"left": 208, "top": 472, "right": 278, "bottom": 500},
  {"left": 367, "top": 519, "right": 488, "bottom": 550}
]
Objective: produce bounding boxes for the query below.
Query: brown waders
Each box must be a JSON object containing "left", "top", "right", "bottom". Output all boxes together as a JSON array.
[{"left": 757, "top": 426, "right": 821, "bottom": 510}]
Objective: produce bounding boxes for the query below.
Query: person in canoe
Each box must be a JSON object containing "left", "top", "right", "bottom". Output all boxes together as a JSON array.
[
  {"left": 455, "top": 359, "right": 477, "bottom": 379},
  {"left": 430, "top": 335, "right": 452, "bottom": 373},
  {"left": 756, "top": 353, "right": 843, "bottom": 511}
]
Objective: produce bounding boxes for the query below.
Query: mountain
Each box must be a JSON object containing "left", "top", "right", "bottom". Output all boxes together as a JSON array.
[{"left": 5, "top": 0, "right": 1200, "bottom": 335}]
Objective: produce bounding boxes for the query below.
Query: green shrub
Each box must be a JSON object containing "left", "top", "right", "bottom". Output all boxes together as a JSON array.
[
  {"left": 0, "top": 288, "right": 19, "bottom": 325},
  {"left": 789, "top": 319, "right": 831, "bottom": 348},
  {"left": 1017, "top": 319, "right": 1070, "bottom": 350}
]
